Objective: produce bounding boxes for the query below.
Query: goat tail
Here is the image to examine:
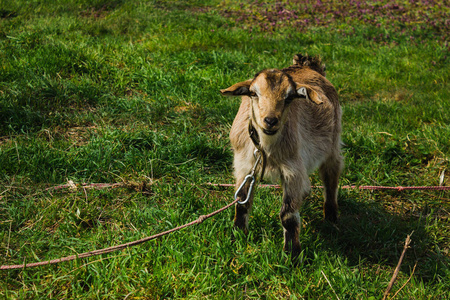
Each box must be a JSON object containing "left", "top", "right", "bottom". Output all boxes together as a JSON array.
[{"left": 292, "top": 54, "right": 326, "bottom": 76}]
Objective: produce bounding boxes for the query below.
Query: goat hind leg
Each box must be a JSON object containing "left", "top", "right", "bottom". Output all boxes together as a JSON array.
[{"left": 319, "top": 155, "right": 343, "bottom": 223}]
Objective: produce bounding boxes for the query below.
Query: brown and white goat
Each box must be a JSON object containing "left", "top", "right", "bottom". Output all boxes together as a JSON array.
[{"left": 221, "top": 54, "right": 343, "bottom": 259}]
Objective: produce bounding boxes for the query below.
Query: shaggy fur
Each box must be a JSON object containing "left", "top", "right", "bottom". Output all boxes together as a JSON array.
[{"left": 221, "top": 54, "right": 343, "bottom": 259}]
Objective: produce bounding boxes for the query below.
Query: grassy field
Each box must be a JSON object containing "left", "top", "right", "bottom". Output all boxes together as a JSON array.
[{"left": 1, "top": 0, "right": 449, "bottom": 298}]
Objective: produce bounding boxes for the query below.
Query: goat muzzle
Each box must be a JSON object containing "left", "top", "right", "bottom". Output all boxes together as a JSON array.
[{"left": 264, "top": 117, "right": 279, "bottom": 128}]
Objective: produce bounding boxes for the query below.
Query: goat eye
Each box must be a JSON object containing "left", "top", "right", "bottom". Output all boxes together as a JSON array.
[
  {"left": 249, "top": 92, "right": 257, "bottom": 97},
  {"left": 285, "top": 94, "right": 295, "bottom": 104}
]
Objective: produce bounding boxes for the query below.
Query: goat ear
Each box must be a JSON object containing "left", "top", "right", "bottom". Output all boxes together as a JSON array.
[
  {"left": 220, "top": 80, "right": 252, "bottom": 96},
  {"left": 296, "top": 84, "right": 323, "bottom": 104}
]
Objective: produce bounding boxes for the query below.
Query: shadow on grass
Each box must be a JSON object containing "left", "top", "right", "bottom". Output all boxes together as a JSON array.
[
  {"left": 305, "top": 192, "right": 449, "bottom": 283},
  {"left": 242, "top": 187, "right": 448, "bottom": 283}
]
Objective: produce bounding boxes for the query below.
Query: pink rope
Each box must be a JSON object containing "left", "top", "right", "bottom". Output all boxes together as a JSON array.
[
  {"left": 45, "top": 181, "right": 450, "bottom": 191},
  {"left": 207, "top": 183, "right": 450, "bottom": 191},
  {"left": 1, "top": 197, "right": 239, "bottom": 270}
]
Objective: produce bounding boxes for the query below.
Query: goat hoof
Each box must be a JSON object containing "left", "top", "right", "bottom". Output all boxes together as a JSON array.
[
  {"left": 284, "top": 242, "right": 302, "bottom": 262},
  {"left": 233, "top": 219, "right": 248, "bottom": 233},
  {"left": 324, "top": 205, "right": 338, "bottom": 223},
  {"left": 324, "top": 212, "right": 338, "bottom": 224},
  {"left": 285, "top": 247, "right": 302, "bottom": 266},
  {"left": 231, "top": 226, "right": 248, "bottom": 245},
  {"left": 232, "top": 223, "right": 248, "bottom": 235}
]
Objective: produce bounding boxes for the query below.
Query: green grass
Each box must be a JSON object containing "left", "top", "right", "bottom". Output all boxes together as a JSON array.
[{"left": 1, "top": 0, "right": 449, "bottom": 298}]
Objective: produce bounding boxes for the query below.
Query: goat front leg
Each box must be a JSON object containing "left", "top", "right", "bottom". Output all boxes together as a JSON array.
[
  {"left": 233, "top": 175, "right": 255, "bottom": 234},
  {"left": 280, "top": 173, "right": 310, "bottom": 260}
]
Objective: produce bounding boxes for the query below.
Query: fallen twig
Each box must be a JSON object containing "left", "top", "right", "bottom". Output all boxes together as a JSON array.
[
  {"left": 382, "top": 233, "right": 413, "bottom": 300},
  {"left": 321, "top": 270, "right": 341, "bottom": 300},
  {"left": 389, "top": 261, "right": 418, "bottom": 300}
]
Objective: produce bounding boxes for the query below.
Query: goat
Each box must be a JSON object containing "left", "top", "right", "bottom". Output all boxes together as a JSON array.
[{"left": 220, "top": 54, "right": 343, "bottom": 259}]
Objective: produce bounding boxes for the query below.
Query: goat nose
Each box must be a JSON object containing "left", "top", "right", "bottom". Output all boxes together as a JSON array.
[{"left": 264, "top": 117, "right": 279, "bottom": 128}]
